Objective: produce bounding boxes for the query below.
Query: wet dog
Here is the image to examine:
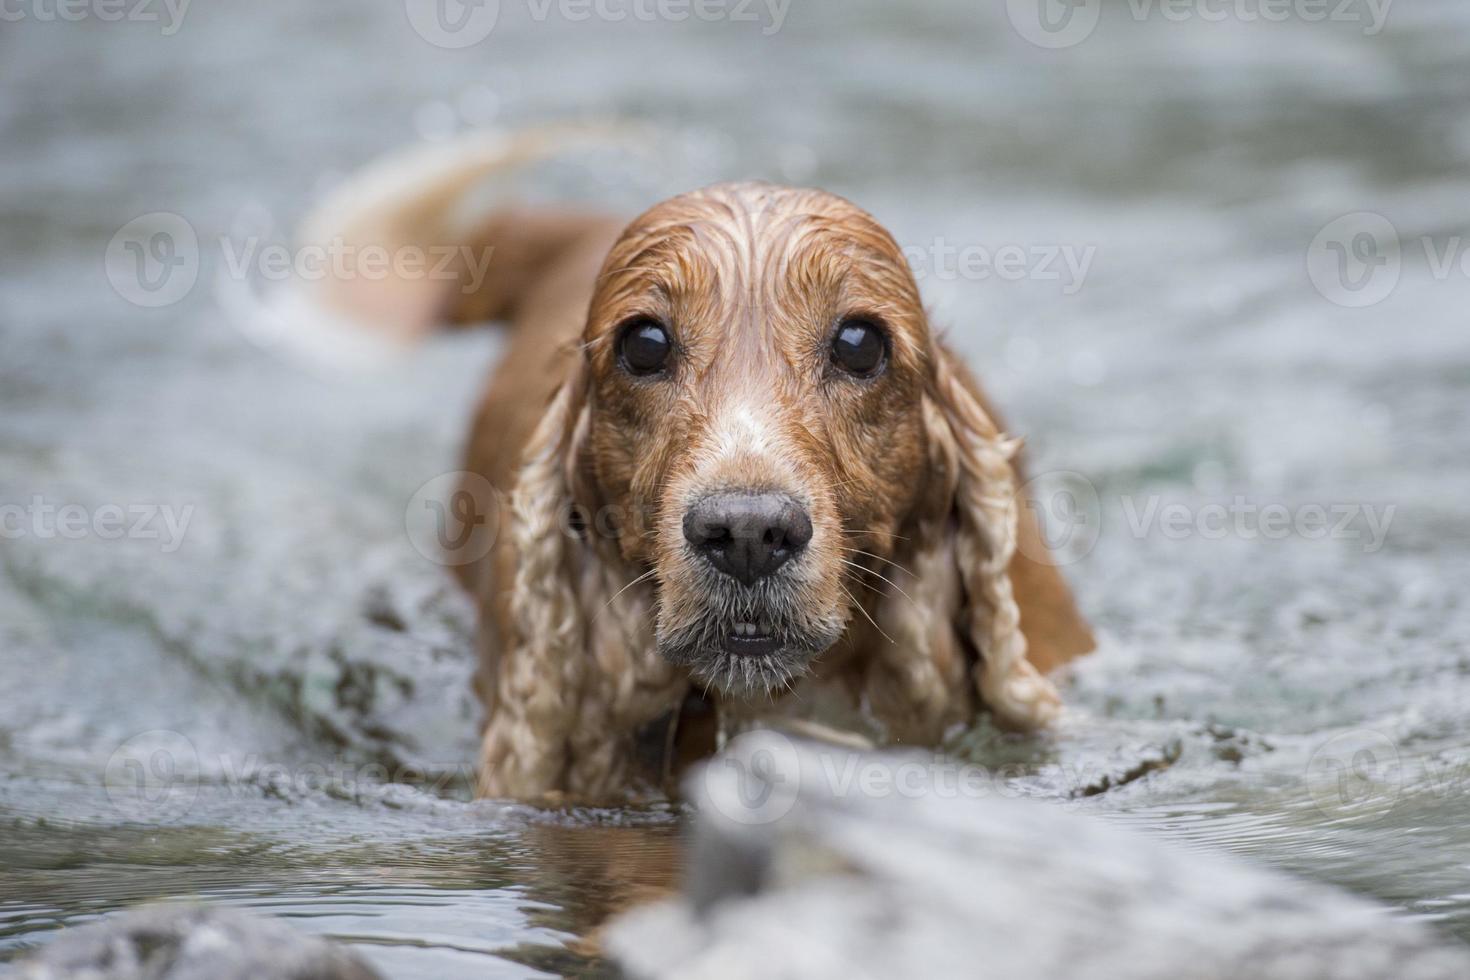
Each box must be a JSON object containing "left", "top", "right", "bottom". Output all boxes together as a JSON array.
[{"left": 306, "top": 135, "right": 1094, "bottom": 799}]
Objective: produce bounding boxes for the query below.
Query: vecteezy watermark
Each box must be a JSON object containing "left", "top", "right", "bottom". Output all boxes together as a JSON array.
[
  {"left": 1, "top": 496, "right": 194, "bottom": 553},
  {"left": 1117, "top": 496, "right": 1396, "bottom": 552},
  {"left": 901, "top": 238, "right": 1097, "bottom": 296},
  {"left": 698, "top": 729, "right": 1171, "bottom": 825},
  {"left": 1126, "top": 0, "right": 1391, "bottom": 33},
  {"left": 402, "top": 471, "right": 1396, "bottom": 571},
  {"left": 1307, "top": 210, "right": 1470, "bottom": 308},
  {"left": 404, "top": 0, "right": 790, "bottom": 48},
  {"left": 0, "top": 0, "right": 192, "bottom": 34},
  {"left": 104, "top": 211, "right": 497, "bottom": 309},
  {"left": 218, "top": 237, "right": 495, "bottom": 299},
  {"left": 1017, "top": 473, "right": 1397, "bottom": 566},
  {"left": 104, "top": 730, "right": 477, "bottom": 822},
  {"left": 403, "top": 474, "right": 695, "bottom": 566},
  {"left": 1006, "top": 0, "right": 1393, "bottom": 51},
  {"left": 1304, "top": 730, "right": 1470, "bottom": 817}
]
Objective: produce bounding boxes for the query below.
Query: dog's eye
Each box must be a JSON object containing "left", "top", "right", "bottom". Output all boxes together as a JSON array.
[
  {"left": 831, "top": 318, "right": 888, "bottom": 378},
  {"left": 618, "top": 319, "right": 673, "bottom": 376}
]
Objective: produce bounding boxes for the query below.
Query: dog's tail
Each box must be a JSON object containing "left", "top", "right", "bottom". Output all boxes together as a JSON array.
[{"left": 235, "top": 125, "right": 626, "bottom": 368}]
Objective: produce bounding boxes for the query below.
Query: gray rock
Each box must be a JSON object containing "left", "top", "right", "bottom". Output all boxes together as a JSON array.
[
  {"left": 608, "top": 732, "right": 1470, "bottom": 980},
  {"left": 11, "top": 903, "right": 381, "bottom": 980}
]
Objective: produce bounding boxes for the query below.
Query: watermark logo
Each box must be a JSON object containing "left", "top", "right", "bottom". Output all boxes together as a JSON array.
[
  {"left": 1304, "top": 729, "right": 1402, "bottom": 816},
  {"left": 1006, "top": 0, "right": 1102, "bottom": 50},
  {"left": 405, "top": 471, "right": 500, "bottom": 566},
  {"left": 1308, "top": 211, "right": 1470, "bottom": 308},
  {"left": 1019, "top": 470, "right": 1103, "bottom": 566},
  {"left": 105, "top": 212, "right": 199, "bottom": 308},
  {"left": 104, "top": 729, "right": 201, "bottom": 823},
  {"left": 1307, "top": 211, "right": 1401, "bottom": 308},
  {"left": 701, "top": 729, "right": 801, "bottom": 826},
  {"left": 405, "top": 0, "right": 501, "bottom": 48}
]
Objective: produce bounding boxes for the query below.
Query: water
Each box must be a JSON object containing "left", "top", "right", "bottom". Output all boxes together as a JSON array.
[{"left": 3, "top": 0, "right": 1470, "bottom": 974}]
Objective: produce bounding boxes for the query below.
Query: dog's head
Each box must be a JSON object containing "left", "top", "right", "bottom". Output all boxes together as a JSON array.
[
  {"left": 580, "top": 182, "right": 934, "bottom": 693},
  {"left": 513, "top": 182, "right": 1034, "bottom": 705}
]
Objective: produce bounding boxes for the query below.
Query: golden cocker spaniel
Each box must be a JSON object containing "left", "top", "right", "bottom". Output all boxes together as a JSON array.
[{"left": 306, "top": 135, "right": 1094, "bottom": 801}]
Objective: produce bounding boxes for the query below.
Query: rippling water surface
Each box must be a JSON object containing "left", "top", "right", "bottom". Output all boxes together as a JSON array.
[{"left": 3, "top": 1, "right": 1470, "bottom": 974}]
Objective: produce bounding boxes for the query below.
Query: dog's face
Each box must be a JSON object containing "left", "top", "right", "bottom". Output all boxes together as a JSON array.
[{"left": 578, "top": 183, "right": 935, "bottom": 694}]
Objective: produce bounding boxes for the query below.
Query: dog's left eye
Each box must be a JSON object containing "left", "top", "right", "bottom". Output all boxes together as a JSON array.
[
  {"left": 618, "top": 318, "right": 673, "bottom": 376},
  {"left": 831, "top": 318, "right": 888, "bottom": 378}
]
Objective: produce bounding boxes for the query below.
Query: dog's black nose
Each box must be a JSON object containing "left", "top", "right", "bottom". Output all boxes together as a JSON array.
[{"left": 683, "top": 492, "right": 813, "bottom": 585}]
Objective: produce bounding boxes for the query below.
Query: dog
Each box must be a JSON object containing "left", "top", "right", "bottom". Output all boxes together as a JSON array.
[{"left": 303, "top": 133, "right": 1094, "bottom": 800}]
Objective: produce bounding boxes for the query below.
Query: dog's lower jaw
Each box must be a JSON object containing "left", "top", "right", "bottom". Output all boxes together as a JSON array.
[
  {"left": 696, "top": 648, "right": 808, "bottom": 698},
  {"left": 656, "top": 630, "right": 840, "bottom": 699}
]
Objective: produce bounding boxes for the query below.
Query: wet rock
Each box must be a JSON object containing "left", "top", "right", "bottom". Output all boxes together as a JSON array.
[
  {"left": 13, "top": 903, "right": 382, "bottom": 980},
  {"left": 608, "top": 733, "right": 1470, "bottom": 980}
]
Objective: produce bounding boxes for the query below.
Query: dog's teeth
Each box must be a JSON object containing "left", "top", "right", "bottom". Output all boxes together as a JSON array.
[{"left": 734, "top": 622, "right": 757, "bottom": 637}]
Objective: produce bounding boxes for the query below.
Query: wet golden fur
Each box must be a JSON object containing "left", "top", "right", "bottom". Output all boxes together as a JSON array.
[{"left": 424, "top": 181, "right": 1096, "bottom": 800}]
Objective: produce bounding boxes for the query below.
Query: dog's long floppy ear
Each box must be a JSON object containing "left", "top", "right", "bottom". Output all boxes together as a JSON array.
[
  {"left": 923, "top": 344, "right": 1061, "bottom": 730},
  {"left": 478, "top": 361, "right": 596, "bottom": 798}
]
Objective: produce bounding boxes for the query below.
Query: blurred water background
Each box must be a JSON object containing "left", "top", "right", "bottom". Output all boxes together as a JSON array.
[{"left": 3, "top": 0, "right": 1470, "bottom": 975}]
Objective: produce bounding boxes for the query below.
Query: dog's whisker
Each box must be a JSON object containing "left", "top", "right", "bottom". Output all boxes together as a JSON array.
[
  {"left": 838, "top": 527, "right": 911, "bottom": 542},
  {"left": 839, "top": 546, "right": 915, "bottom": 579},
  {"left": 590, "top": 567, "right": 657, "bottom": 622},
  {"left": 841, "top": 583, "right": 896, "bottom": 646},
  {"left": 840, "top": 557, "right": 918, "bottom": 609}
]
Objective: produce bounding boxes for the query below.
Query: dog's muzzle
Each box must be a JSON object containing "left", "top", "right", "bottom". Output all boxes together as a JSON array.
[{"left": 681, "top": 491, "right": 814, "bottom": 657}]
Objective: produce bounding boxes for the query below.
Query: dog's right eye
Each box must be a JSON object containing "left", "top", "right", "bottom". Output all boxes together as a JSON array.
[
  {"left": 830, "top": 317, "right": 888, "bottom": 378},
  {"left": 618, "top": 319, "right": 673, "bottom": 376}
]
